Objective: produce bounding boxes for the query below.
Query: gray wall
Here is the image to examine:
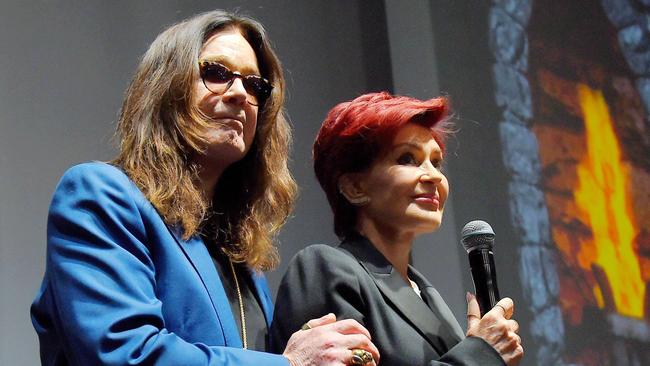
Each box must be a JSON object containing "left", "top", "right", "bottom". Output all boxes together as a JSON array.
[
  {"left": 0, "top": 1, "right": 463, "bottom": 364},
  {"left": 383, "top": 1, "right": 465, "bottom": 323}
]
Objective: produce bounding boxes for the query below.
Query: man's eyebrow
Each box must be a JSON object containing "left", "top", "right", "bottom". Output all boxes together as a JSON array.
[{"left": 200, "top": 56, "right": 260, "bottom": 75}]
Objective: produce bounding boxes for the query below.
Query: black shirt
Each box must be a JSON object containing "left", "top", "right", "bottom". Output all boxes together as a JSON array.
[{"left": 206, "top": 243, "right": 269, "bottom": 351}]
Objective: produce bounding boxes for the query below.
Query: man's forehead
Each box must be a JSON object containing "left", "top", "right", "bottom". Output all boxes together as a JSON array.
[{"left": 201, "top": 30, "right": 260, "bottom": 74}]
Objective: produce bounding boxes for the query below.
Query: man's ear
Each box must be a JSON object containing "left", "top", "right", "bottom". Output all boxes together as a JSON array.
[{"left": 338, "top": 173, "right": 370, "bottom": 206}]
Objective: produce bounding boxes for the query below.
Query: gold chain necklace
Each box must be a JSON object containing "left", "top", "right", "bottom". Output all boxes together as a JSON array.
[{"left": 228, "top": 258, "right": 248, "bottom": 349}]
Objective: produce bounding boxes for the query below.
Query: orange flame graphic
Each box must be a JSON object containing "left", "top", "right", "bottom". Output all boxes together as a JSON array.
[{"left": 574, "top": 84, "right": 644, "bottom": 318}]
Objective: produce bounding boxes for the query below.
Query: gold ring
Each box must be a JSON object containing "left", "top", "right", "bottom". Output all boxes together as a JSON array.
[
  {"left": 350, "top": 349, "right": 373, "bottom": 365},
  {"left": 300, "top": 322, "right": 311, "bottom": 331}
]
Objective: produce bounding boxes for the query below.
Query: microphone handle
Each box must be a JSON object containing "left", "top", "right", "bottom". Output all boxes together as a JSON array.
[{"left": 468, "top": 249, "right": 500, "bottom": 317}]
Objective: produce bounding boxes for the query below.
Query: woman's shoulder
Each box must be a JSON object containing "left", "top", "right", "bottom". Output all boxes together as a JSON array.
[
  {"left": 288, "top": 244, "right": 362, "bottom": 275},
  {"left": 294, "top": 243, "right": 349, "bottom": 260},
  {"left": 297, "top": 243, "right": 340, "bottom": 255}
]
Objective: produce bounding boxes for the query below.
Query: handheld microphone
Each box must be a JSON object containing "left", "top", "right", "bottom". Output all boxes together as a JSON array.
[{"left": 461, "top": 220, "right": 500, "bottom": 316}]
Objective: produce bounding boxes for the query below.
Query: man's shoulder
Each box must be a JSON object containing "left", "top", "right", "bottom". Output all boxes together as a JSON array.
[
  {"left": 53, "top": 161, "right": 145, "bottom": 206},
  {"left": 62, "top": 161, "right": 127, "bottom": 182}
]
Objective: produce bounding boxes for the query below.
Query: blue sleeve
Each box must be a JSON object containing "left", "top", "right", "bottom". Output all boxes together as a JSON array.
[{"left": 43, "top": 163, "right": 289, "bottom": 366}]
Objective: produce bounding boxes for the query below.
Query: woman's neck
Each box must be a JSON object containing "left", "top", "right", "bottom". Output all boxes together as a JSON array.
[{"left": 356, "top": 216, "right": 415, "bottom": 282}]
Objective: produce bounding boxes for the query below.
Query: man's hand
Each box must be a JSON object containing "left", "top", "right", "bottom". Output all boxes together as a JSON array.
[{"left": 283, "top": 313, "right": 380, "bottom": 366}]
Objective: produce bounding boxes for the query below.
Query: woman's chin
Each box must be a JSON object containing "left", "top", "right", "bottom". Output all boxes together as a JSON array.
[{"left": 412, "top": 216, "right": 443, "bottom": 235}]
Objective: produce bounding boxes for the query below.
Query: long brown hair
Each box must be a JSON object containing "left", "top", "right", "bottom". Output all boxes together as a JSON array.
[{"left": 112, "top": 10, "right": 296, "bottom": 271}]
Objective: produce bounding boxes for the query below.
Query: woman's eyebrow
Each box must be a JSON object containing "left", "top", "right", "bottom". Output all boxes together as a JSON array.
[
  {"left": 392, "top": 142, "right": 421, "bottom": 149},
  {"left": 393, "top": 142, "right": 443, "bottom": 158}
]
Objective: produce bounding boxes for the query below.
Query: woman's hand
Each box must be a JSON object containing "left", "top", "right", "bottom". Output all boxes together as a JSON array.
[
  {"left": 283, "top": 313, "right": 380, "bottom": 366},
  {"left": 466, "top": 293, "right": 523, "bottom": 366}
]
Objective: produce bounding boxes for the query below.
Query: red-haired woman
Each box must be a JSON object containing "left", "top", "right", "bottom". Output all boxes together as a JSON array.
[{"left": 271, "top": 92, "right": 523, "bottom": 365}]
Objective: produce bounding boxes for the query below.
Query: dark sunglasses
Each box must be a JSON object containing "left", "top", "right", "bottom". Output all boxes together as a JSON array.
[{"left": 198, "top": 60, "right": 273, "bottom": 106}]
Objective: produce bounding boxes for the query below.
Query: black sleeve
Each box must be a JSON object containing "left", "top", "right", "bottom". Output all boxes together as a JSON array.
[
  {"left": 269, "top": 245, "right": 366, "bottom": 353},
  {"left": 434, "top": 337, "right": 506, "bottom": 366}
]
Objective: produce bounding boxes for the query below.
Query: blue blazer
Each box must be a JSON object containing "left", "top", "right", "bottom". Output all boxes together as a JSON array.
[{"left": 31, "top": 162, "right": 289, "bottom": 366}]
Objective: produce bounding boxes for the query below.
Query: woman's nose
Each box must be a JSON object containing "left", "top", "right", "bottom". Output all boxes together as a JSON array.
[{"left": 420, "top": 163, "right": 443, "bottom": 183}]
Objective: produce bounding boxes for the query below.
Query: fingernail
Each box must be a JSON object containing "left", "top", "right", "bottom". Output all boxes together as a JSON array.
[{"left": 466, "top": 292, "right": 471, "bottom": 303}]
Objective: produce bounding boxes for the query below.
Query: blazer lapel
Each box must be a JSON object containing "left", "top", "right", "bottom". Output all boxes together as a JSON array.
[
  {"left": 409, "top": 267, "right": 465, "bottom": 342},
  {"left": 339, "top": 236, "right": 457, "bottom": 355},
  {"left": 167, "top": 226, "right": 242, "bottom": 348},
  {"left": 249, "top": 269, "right": 275, "bottom": 328}
]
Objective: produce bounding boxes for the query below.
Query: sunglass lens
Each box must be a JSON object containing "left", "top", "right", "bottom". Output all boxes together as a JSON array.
[
  {"left": 202, "top": 63, "right": 232, "bottom": 83},
  {"left": 244, "top": 76, "right": 271, "bottom": 101},
  {"left": 200, "top": 61, "right": 272, "bottom": 105}
]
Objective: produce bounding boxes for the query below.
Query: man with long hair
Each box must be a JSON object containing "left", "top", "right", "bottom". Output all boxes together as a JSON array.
[{"left": 31, "top": 10, "right": 378, "bottom": 365}]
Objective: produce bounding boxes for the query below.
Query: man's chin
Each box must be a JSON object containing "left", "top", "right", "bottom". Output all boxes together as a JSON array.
[
  {"left": 217, "top": 145, "right": 248, "bottom": 165},
  {"left": 197, "top": 141, "right": 251, "bottom": 169}
]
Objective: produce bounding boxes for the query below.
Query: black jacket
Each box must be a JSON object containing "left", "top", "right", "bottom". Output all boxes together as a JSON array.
[{"left": 270, "top": 234, "right": 505, "bottom": 365}]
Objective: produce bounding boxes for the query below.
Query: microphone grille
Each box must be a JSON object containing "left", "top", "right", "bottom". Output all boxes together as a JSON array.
[{"left": 461, "top": 220, "right": 495, "bottom": 252}]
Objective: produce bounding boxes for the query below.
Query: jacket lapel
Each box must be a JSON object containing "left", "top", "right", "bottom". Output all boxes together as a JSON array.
[
  {"left": 167, "top": 226, "right": 242, "bottom": 348},
  {"left": 249, "top": 268, "right": 275, "bottom": 328},
  {"left": 409, "top": 267, "right": 465, "bottom": 342},
  {"left": 339, "top": 235, "right": 459, "bottom": 355}
]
